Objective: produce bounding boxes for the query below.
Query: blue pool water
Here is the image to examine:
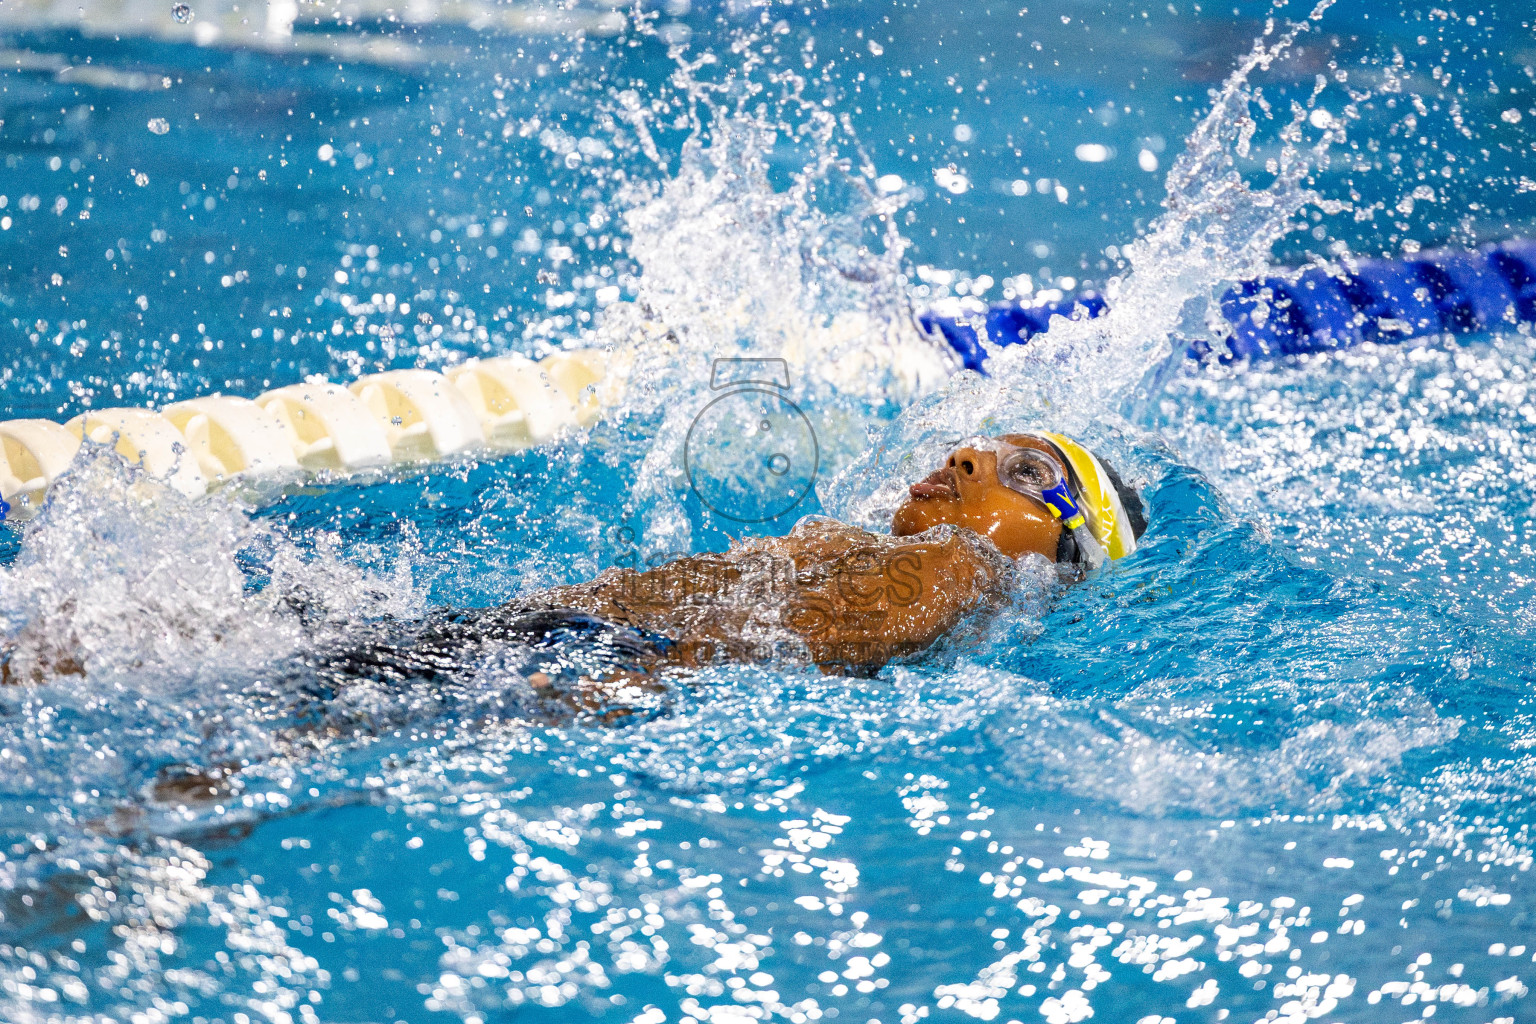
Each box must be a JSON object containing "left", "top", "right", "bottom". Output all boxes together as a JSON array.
[{"left": 2, "top": 2, "right": 1536, "bottom": 1023}]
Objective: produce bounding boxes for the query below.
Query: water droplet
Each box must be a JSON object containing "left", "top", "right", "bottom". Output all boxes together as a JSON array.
[
  {"left": 171, "top": 2, "right": 193, "bottom": 23},
  {"left": 147, "top": 118, "right": 170, "bottom": 135}
]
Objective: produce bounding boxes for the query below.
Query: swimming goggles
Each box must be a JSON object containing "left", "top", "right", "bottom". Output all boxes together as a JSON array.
[{"left": 948, "top": 435, "right": 1107, "bottom": 568}]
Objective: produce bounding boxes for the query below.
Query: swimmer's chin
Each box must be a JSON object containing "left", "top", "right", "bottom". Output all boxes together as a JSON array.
[{"left": 889, "top": 496, "right": 1061, "bottom": 562}]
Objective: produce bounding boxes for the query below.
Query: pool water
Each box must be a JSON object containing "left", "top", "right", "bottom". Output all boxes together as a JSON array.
[{"left": 2, "top": 2, "right": 1535, "bottom": 1024}]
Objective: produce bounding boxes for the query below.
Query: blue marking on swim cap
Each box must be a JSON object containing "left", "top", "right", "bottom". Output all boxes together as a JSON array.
[{"left": 0, "top": 498, "right": 9, "bottom": 522}]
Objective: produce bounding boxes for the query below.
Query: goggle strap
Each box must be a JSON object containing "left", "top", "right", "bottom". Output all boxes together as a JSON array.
[{"left": 1030, "top": 436, "right": 1099, "bottom": 566}]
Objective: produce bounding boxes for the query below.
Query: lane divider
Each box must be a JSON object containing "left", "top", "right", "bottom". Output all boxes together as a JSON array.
[
  {"left": 3, "top": 241, "right": 1532, "bottom": 520},
  {"left": 0, "top": 351, "right": 612, "bottom": 520},
  {"left": 163, "top": 395, "right": 302, "bottom": 483},
  {"left": 917, "top": 238, "right": 1536, "bottom": 369}
]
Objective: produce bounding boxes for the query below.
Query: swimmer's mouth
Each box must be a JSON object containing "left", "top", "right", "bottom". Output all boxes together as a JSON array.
[{"left": 908, "top": 466, "right": 959, "bottom": 501}]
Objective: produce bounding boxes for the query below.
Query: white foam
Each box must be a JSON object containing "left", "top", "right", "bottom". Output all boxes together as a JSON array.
[{"left": 0, "top": 449, "right": 423, "bottom": 691}]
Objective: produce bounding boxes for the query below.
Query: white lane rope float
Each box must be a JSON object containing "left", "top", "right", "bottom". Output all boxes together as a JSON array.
[{"left": 0, "top": 349, "right": 609, "bottom": 521}]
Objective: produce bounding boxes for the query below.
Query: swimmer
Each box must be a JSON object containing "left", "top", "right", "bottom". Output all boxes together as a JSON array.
[
  {"left": 297, "top": 431, "right": 1146, "bottom": 721},
  {"left": 1, "top": 432, "right": 1145, "bottom": 706}
]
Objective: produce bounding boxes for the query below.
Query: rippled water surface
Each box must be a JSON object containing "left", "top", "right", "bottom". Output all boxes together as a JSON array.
[{"left": 2, "top": 2, "right": 1535, "bottom": 1023}]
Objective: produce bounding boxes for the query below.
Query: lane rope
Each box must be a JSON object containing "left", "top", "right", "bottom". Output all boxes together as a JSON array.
[
  {"left": 3, "top": 240, "right": 1533, "bottom": 520},
  {"left": 0, "top": 351, "right": 610, "bottom": 520},
  {"left": 916, "top": 238, "right": 1536, "bottom": 370}
]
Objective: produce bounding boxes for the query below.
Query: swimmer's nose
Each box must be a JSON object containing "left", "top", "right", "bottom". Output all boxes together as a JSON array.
[
  {"left": 946, "top": 448, "right": 995, "bottom": 491},
  {"left": 945, "top": 447, "right": 998, "bottom": 498}
]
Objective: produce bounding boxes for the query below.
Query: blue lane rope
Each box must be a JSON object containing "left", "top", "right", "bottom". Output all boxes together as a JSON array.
[{"left": 916, "top": 239, "right": 1536, "bottom": 370}]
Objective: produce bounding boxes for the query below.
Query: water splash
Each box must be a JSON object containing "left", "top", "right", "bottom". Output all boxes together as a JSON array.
[
  {"left": 825, "top": 9, "right": 1348, "bottom": 527},
  {"left": 0, "top": 448, "right": 421, "bottom": 690},
  {"left": 526, "top": 25, "right": 955, "bottom": 554},
  {"left": 607, "top": 109, "right": 945, "bottom": 403},
  {"left": 599, "top": 121, "right": 947, "bottom": 547}
]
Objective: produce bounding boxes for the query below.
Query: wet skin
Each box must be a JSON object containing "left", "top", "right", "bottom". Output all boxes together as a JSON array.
[
  {"left": 524, "top": 437, "right": 1074, "bottom": 675},
  {"left": 890, "top": 434, "right": 1068, "bottom": 561}
]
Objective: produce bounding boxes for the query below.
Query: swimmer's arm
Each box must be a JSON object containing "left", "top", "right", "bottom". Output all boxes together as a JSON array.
[
  {"left": 511, "top": 524, "right": 1007, "bottom": 674},
  {"left": 789, "top": 533, "right": 1007, "bottom": 673}
]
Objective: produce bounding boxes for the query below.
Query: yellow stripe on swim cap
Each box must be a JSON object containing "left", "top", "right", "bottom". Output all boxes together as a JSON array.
[{"left": 1039, "top": 432, "right": 1138, "bottom": 561}]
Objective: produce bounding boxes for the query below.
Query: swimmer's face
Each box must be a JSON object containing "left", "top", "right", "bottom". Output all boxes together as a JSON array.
[{"left": 890, "top": 434, "right": 1066, "bottom": 560}]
